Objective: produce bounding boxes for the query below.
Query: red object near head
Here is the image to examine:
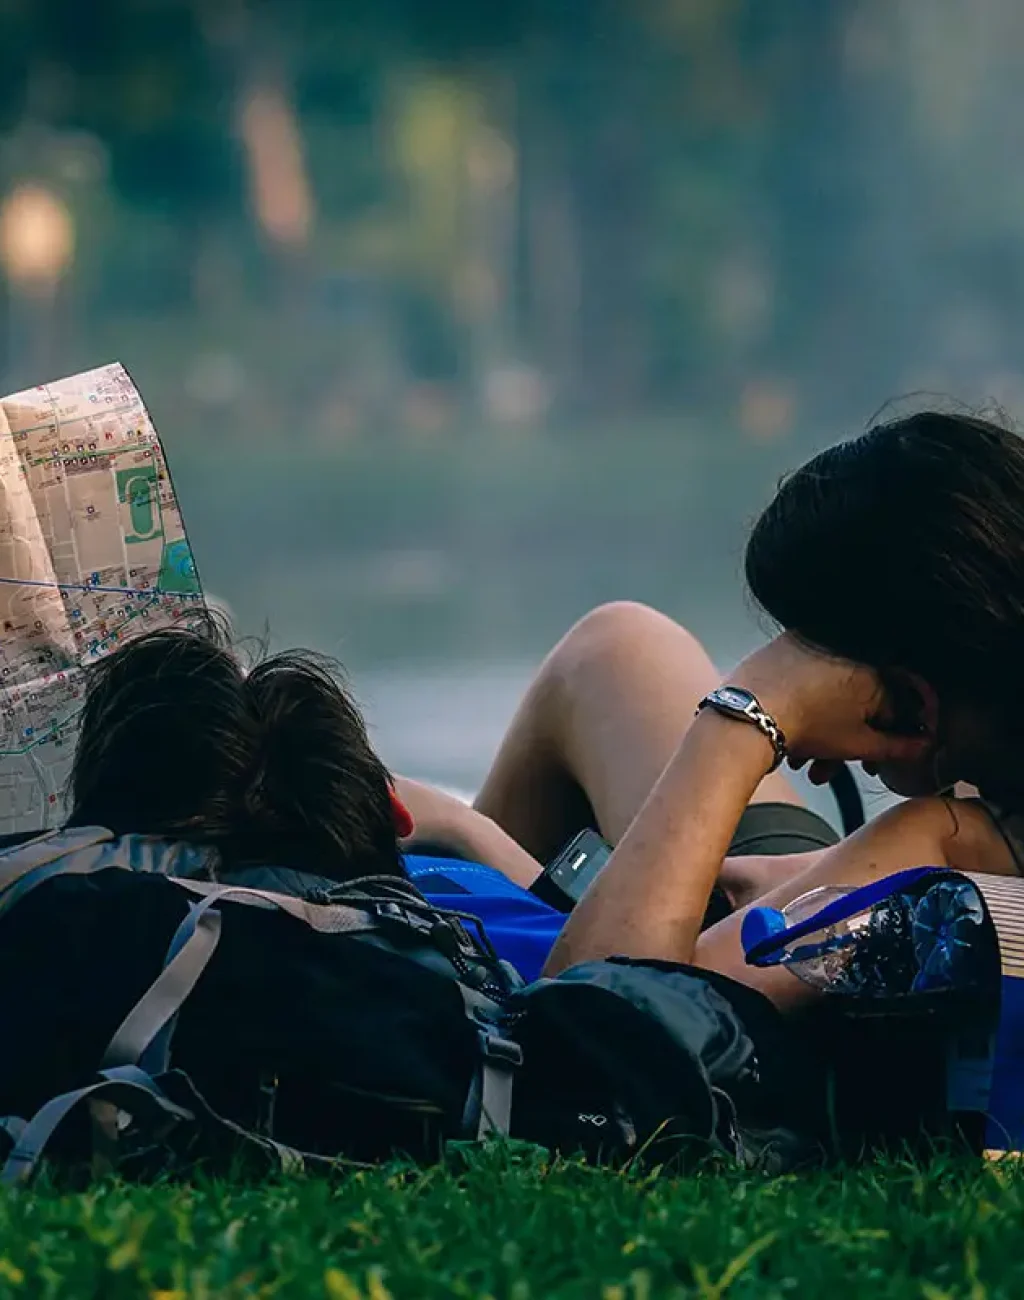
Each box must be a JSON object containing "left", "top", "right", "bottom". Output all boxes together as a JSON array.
[{"left": 389, "top": 787, "right": 414, "bottom": 839}]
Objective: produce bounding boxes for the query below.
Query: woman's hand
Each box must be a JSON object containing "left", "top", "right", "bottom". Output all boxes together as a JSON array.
[{"left": 729, "top": 634, "right": 934, "bottom": 776}]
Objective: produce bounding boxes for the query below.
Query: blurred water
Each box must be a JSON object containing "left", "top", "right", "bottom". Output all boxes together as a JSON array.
[
  {"left": 183, "top": 438, "right": 900, "bottom": 834},
  {"left": 354, "top": 656, "right": 897, "bottom": 833},
  {"left": 358, "top": 660, "right": 534, "bottom": 793}
]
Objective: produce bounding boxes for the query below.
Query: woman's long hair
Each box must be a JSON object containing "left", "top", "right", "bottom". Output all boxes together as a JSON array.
[{"left": 745, "top": 410, "right": 1024, "bottom": 741}]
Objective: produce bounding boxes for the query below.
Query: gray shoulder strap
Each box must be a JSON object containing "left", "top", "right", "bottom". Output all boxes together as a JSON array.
[
  {"left": 102, "top": 884, "right": 379, "bottom": 1075},
  {"left": 167, "top": 877, "right": 379, "bottom": 935},
  {"left": 455, "top": 986, "right": 521, "bottom": 1140},
  {"left": 0, "top": 1066, "right": 194, "bottom": 1188},
  {"left": 0, "top": 1117, "right": 25, "bottom": 1147},
  {"left": 102, "top": 905, "right": 223, "bottom": 1070},
  {"left": 0, "top": 827, "right": 115, "bottom": 913},
  {"left": 476, "top": 1028, "right": 522, "bottom": 1140},
  {"left": 0, "top": 836, "right": 379, "bottom": 939},
  {"left": 2, "top": 1064, "right": 318, "bottom": 1188}
]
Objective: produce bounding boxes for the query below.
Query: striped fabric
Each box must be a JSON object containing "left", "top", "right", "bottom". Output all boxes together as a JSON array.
[{"left": 966, "top": 874, "right": 1024, "bottom": 1156}]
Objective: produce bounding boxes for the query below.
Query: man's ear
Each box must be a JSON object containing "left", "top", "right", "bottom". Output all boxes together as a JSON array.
[{"left": 389, "top": 787, "right": 414, "bottom": 839}]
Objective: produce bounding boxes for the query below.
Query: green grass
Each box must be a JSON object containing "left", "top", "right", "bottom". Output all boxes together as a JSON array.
[{"left": 1, "top": 1150, "right": 1022, "bottom": 1299}]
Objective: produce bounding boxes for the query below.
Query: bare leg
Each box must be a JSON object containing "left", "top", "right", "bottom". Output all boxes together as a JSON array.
[{"left": 474, "top": 602, "right": 803, "bottom": 864}]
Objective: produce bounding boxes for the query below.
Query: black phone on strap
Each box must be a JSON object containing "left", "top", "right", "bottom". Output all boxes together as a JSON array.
[{"left": 529, "top": 828, "right": 613, "bottom": 913}]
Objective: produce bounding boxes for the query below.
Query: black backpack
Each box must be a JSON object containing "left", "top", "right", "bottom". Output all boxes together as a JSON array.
[{"left": 0, "top": 829, "right": 825, "bottom": 1185}]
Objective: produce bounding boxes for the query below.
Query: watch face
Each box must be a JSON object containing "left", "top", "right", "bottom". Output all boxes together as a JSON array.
[{"left": 716, "top": 687, "right": 754, "bottom": 710}]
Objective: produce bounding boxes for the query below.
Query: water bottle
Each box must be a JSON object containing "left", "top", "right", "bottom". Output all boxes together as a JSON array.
[{"left": 741, "top": 876, "right": 989, "bottom": 997}]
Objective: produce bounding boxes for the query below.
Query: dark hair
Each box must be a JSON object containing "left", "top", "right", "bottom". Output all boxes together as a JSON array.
[
  {"left": 68, "top": 622, "right": 404, "bottom": 881},
  {"left": 745, "top": 410, "right": 1024, "bottom": 736}
]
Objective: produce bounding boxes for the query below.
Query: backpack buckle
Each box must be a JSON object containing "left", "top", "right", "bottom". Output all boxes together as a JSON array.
[
  {"left": 479, "top": 1029, "right": 523, "bottom": 1070},
  {"left": 473, "top": 1028, "right": 522, "bottom": 1139},
  {"left": 373, "top": 900, "right": 434, "bottom": 936}
]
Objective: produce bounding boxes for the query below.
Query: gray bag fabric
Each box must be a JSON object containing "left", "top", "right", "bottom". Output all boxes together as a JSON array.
[{"left": 505, "top": 957, "right": 829, "bottom": 1170}]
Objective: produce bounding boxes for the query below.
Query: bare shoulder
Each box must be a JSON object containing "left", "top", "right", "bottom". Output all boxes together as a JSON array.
[
  {"left": 840, "top": 794, "right": 1018, "bottom": 877},
  {"left": 942, "top": 795, "right": 1021, "bottom": 876}
]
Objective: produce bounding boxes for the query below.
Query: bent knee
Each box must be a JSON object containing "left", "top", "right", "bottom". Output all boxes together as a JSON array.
[
  {"left": 566, "top": 600, "right": 695, "bottom": 649},
  {"left": 551, "top": 601, "right": 714, "bottom": 687}
]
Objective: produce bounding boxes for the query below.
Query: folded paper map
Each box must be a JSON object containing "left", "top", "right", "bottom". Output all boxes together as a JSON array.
[{"left": 0, "top": 362, "right": 204, "bottom": 832}]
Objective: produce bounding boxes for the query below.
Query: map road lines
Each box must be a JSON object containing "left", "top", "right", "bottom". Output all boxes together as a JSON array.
[{"left": 0, "top": 362, "right": 205, "bottom": 832}]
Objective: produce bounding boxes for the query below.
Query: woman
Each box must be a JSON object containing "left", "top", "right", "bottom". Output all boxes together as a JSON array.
[{"left": 403, "top": 410, "right": 1024, "bottom": 1005}]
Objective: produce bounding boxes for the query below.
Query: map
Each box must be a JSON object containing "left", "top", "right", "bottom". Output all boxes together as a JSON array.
[{"left": 0, "top": 362, "right": 204, "bottom": 832}]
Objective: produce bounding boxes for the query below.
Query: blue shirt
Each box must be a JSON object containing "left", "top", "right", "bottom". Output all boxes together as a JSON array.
[{"left": 404, "top": 854, "right": 565, "bottom": 983}]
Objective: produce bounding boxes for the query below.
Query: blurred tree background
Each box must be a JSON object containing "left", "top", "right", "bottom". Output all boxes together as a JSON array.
[
  {"left": 1, "top": 0, "right": 1024, "bottom": 741},
  {"left": 4, "top": 0, "right": 1024, "bottom": 446}
]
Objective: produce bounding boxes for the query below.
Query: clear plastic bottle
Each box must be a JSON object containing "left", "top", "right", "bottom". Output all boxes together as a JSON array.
[{"left": 741, "top": 877, "right": 988, "bottom": 997}]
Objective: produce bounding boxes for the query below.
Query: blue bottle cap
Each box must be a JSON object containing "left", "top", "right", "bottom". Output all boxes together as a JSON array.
[{"left": 741, "top": 905, "right": 788, "bottom": 966}]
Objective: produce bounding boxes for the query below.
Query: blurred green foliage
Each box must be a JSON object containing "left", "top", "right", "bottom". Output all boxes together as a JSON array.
[{"left": 1, "top": 0, "right": 1023, "bottom": 444}]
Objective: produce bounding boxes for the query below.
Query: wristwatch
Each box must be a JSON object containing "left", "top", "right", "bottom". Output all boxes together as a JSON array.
[{"left": 696, "top": 686, "right": 788, "bottom": 772}]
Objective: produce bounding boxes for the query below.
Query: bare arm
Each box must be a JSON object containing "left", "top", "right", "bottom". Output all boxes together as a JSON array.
[
  {"left": 394, "top": 776, "right": 542, "bottom": 887},
  {"left": 543, "top": 634, "right": 944, "bottom": 982},
  {"left": 543, "top": 709, "right": 777, "bottom": 974},
  {"left": 718, "top": 847, "right": 829, "bottom": 912},
  {"left": 695, "top": 793, "right": 1016, "bottom": 1008}
]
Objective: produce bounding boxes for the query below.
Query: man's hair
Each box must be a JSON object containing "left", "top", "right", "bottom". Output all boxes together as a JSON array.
[{"left": 68, "top": 619, "right": 404, "bottom": 881}]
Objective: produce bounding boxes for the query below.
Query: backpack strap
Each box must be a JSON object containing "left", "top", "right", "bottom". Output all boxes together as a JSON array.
[
  {"left": 105, "top": 880, "right": 523, "bottom": 1144},
  {"left": 0, "top": 825, "right": 112, "bottom": 870},
  {"left": 102, "top": 903, "right": 225, "bottom": 1070},
  {"left": 0, "top": 827, "right": 116, "bottom": 913},
  {"left": 0, "top": 834, "right": 509, "bottom": 987},
  {"left": 167, "top": 877, "right": 380, "bottom": 935},
  {"left": 0, "top": 1065, "right": 195, "bottom": 1187},
  {"left": 0, "top": 835, "right": 380, "bottom": 939},
  {"left": 454, "top": 982, "right": 522, "bottom": 1139},
  {"left": 0, "top": 845, "right": 521, "bottom": 1157},
  {"left": 102, "top": 884, "right": 382, "bottom": 1074},
  {"left": 0, "top": 827, "right": 214, "bottom": 920},
  {"left": 475, "top": 1025, "right": 522, "bottom": 1139},
  {"left": 0, "top": 1117, "right": 25, "bottom": 1150}
]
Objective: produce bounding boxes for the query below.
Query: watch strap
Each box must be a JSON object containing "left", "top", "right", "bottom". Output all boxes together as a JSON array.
[{"left": 697, "top": 688, "right": 788, "bottom": 772}]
